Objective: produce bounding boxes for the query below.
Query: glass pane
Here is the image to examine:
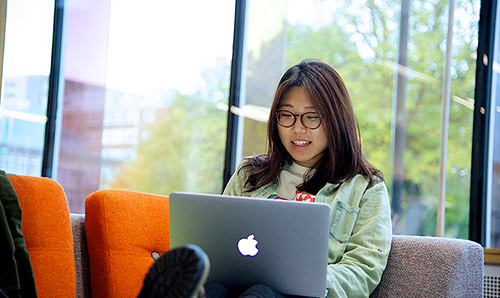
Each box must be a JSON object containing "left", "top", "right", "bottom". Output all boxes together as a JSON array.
[
  {"left": 59, "top": 0, "right": 235, "bottom": 213},
  {"left": 445, "top": 0, "right": 479, "bottom": 239},
  {"left": 240, "top": 0, "right": 288, "bottom": 158},
  {"left": 0, "top": 0, "right": 54, "bottom": 176},
  {"left": 240, "top": 0, "right": 478, "bottom": 238}
]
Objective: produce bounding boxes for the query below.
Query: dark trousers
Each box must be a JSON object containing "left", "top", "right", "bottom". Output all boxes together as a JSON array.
[
  {"left": 0, "top": 171, "right": 37, "bottom": 298},
  {"left": 205, "top": 284, "right": 313, "bottom": 298}
]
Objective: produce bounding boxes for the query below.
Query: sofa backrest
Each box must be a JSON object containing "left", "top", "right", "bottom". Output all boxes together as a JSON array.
[
  {"left": 85, "top": 189, "right": 170, "bottom": 298},
  {"left": 9, "top": 175, "right": 76, "bottom": 298}
]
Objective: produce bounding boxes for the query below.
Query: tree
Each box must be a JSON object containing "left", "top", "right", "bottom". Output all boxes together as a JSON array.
[{"left": 111, "top": 93, "right": 227, "bottom": 194}]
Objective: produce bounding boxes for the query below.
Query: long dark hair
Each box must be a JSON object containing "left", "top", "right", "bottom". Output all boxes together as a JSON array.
[{"left": 241, "top": 59, "right": 383, "bottom": 194}]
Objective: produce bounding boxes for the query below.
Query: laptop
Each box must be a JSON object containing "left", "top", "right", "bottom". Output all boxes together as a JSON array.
[{"left": 169, "top": 192, "right": 331, "bottom": 297}]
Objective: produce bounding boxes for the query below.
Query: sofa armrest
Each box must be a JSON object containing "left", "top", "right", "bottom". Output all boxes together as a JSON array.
[
  {"left": 71, "top": 213, "right": 92, "bottom": 298},
  {"left": 371, "top": 235, "right": 484, "bottom": 297}
]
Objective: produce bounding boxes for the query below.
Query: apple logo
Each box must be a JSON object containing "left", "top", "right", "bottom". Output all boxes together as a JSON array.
[{"left": 237, "top": 234, "right": 259, "bottom": 257}]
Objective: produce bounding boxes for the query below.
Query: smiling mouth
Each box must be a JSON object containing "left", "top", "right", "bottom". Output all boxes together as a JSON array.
[{"left": 292, "top": 140, "right": 311, "bottom": 146}]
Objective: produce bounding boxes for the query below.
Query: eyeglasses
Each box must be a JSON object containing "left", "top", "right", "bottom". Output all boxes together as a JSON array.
[{"left": 275, "top": 110, "right": 322, "bottom": 129}]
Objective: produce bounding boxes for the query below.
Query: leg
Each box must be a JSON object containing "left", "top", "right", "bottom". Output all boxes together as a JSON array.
[
  {"left": 238, "top": 285, "right": 285, "bottom": 298},
  {"left": 204, "top": 283, "right": 232, "bottom": 298}
]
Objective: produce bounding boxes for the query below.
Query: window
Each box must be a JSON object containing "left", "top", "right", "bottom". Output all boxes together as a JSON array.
[
  {"left": 0, "top": 0, "right": 54, "bottom": 176},
  {"left": 0, "top": 0, "right": 486, "bottom": 242},
  {"left": 56, "top": 0, "right": 235, "bottom": 213}
]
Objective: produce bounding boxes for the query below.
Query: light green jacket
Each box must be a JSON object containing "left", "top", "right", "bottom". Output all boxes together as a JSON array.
[{"left": 223, "top": 159, "right": 392, "bottom": 298}]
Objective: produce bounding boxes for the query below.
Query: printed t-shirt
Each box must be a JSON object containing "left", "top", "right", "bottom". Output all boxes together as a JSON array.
[{"left": 269, "top": 162, "right": 316, "bottom": 202}]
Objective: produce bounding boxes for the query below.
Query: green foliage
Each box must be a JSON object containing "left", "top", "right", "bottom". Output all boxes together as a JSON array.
[{"left": 111, "top": 93, "right": 226, "bottom": 195}]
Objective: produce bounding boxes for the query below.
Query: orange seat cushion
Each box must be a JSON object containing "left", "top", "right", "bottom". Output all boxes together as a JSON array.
[
  {"left": 85, "top": 189, "right": 170, "bottom": 298},
  {"left": 9, "top": 175, "right": 76, "bottom": 298}
]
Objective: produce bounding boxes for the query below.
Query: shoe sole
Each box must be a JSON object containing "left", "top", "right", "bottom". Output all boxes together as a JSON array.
[{"left": 138, "top": 244, "right": 210, "bottom": 298}]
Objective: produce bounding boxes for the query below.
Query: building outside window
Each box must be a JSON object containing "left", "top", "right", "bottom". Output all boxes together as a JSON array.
[{"left": 0, "top": 0, "right": 53, "bottom": 177}]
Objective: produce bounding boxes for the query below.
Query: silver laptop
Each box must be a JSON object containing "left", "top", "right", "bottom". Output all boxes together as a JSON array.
[{"left": 169, "top": 192, "right": 331, "bottom": 297}]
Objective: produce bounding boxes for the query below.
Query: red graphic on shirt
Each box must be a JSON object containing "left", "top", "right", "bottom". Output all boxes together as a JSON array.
[
  {"left": 294, "top": 190, "right": 316, "bottom": 202},
  {"left": 269, "top": 191, "right": 316, "bottom": 202}
]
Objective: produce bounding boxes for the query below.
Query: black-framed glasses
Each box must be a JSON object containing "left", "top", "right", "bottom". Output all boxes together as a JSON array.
[{"left": 275, "top": 110, "right": 322, "bottom": 129}]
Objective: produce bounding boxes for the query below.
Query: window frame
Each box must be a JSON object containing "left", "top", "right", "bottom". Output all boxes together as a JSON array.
[
  {"left": 223, "top": 0, "right": 247, "bottom": 188},
  {"left": 42, "top": 0, "right": 64, "bottom": 178},
  {"left": 470, "top": 0, "right": 497, "bottom": 247}
]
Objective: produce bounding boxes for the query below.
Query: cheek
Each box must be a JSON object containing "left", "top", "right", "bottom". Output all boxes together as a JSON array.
[
  {"left": 315, "top": 127, "right": 329, "bottom": 149},
  {"left": 278, "top": 127, "right": 287, "bottom": 143}
]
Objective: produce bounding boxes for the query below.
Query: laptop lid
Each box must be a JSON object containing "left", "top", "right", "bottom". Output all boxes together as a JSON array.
[{"left": 169, "top": 192, "right": 331, "bottom": 297}]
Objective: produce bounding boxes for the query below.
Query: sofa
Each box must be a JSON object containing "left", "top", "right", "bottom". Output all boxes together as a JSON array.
[{"left": 10, "top": 174, "right": 484, "bottom": 297}]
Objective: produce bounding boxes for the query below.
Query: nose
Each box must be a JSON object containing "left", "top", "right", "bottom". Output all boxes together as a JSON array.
[{"left": 291, "top": 117, "right": 307, "bottom": 133}]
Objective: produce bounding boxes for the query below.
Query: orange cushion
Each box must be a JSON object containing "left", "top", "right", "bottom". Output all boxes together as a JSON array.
[
  {"left": 85, "top": 189, "right": 170, "bottom": 298},
  {"left": 8, "top": 175, "right": 76, "bottom": 298}
]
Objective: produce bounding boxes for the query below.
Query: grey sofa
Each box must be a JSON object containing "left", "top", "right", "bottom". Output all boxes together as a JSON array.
[{"left": 70, "top": 214, "right": 484, "bottom": 297}]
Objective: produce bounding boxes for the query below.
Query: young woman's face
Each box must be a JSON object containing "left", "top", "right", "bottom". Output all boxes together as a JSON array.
[{"left": 277, "top": 86, "right": 328, "bottom": 168}]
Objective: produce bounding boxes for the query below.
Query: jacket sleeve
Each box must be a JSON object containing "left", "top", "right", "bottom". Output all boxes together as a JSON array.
[
  {"left": 326, "top": 182, "right": 392, "bottom": 298},
  {"left": 222, "top": 159, "right": 249, "bottom": 196}
]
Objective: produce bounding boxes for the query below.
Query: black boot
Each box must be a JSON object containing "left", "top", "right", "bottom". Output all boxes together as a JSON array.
[{"left": 138, "top": 244, "right": 210, "bottom": 298}]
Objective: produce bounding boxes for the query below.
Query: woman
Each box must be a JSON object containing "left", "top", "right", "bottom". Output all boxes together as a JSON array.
[{"left": 139, "top": 59, "right": 392, "bottom": 298}]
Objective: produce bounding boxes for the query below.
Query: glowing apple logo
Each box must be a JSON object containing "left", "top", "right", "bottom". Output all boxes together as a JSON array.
[{"left": 237, "top": 234, "right": 259, "bottom": 257}]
